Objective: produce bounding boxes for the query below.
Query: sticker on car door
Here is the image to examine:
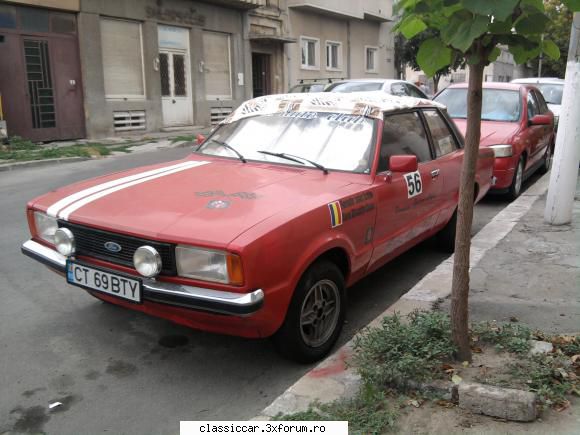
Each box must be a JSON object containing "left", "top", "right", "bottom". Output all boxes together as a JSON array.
[{"left": 404, "top": 171, "right": 423, "bottom": 198}]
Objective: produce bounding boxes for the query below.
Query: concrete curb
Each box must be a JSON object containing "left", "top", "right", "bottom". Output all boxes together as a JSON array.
[
  {"left": 0, "top": 156, "right": 89, "bottom": 172},
  {"left": 254, "top": 174, "right": 551, "bottom": 420}
]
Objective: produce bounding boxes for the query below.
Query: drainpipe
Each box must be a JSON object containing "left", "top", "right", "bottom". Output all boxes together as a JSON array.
[
  {"left": 346, "top": 20, "right": 351, "bottom": 78},
  {"left": 544, "top": 13, "right": 580, "bottom": 225}
]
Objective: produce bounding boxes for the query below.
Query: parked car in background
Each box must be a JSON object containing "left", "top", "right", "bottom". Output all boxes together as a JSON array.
[
  {"left": 22, "top": 93, "right": 494, "bottom": 363},
  {"left": 434, "top": 83, "right": 555, "bottom": 200},
  {"left": 511, "top": 78, "right": 564, "bottom": 130},
  {"left": 325, "top": 79, "right": 430, "bottom": 99},
  {"left": 289, "top": 78, "right": 345, "bottom": 93}
]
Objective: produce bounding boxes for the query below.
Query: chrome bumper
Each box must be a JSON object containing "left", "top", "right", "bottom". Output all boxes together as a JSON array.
[{"left": 21, "top": 240, "right": 264, "bottom": 316}]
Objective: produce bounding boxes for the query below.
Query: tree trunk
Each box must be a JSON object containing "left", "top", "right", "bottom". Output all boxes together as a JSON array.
[
  {"left": 450, "top": 61, "right": 485, "bottom": 362},
  {"left": 433, "top": 74, "right": 441, "bottom": 93}
]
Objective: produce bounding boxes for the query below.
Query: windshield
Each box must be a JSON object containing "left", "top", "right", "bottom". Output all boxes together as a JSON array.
[
  {"left": 435, "top": 88, "right": 522, "bottom": 122},
  {"left": 534, "top": 84, "right": 563, "bottom": 105},
  {"left": 197, "top": 112, "right": 377, "bottom": 173},
  {"left": 326, "top": 82, "right": 383, "bottom": 93}
]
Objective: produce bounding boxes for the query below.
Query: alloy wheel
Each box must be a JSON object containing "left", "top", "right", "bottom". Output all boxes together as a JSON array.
[{"left": 299, "top": 279, "right": 341, "bottom": 348}]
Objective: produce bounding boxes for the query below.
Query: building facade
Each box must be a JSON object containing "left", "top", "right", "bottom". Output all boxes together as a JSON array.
[{"left": 0, "top": 0, "right": 395, "bottom": 141}]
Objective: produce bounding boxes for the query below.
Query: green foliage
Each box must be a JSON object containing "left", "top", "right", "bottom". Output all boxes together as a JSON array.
[
  {"left": 278, "top": 387, "right": 399, "bottom": 434},
  {"left": 471, "top": 321, "right": 532, "bottom": 354},
  {"left": 393, "top": 0, "right": 579, "bottom": 77},
  {"left": 508, "top": 351, "right": 579, "bottom": 408},
  {"left": 352, "top": 311, "right": 456, "bottom": 387}
]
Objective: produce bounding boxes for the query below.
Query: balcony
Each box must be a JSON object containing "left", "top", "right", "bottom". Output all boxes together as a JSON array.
[
  {"left": 198, "top": 0, "right": 265, "bottom": 10},
  {"left": 287, "top": 0, "right": 392, "bottom": 22}
]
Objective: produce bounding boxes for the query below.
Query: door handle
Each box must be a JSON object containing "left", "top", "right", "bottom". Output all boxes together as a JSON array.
[{"left": 431, "top": 169, "right": 440, "bottom": 178}]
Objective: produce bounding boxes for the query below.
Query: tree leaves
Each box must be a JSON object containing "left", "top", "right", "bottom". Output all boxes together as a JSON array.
[
  {"left": 398, "top": 15, "right": 428, "bottom": 39},
  {"left": 562, "top": 0, "right": 580, "bottom": 11},
  {"left": 461, "top": 0, "right": 519, "bottom": 22},
  {"left": 417, "top": 38, "right": 453, "bottom": 76},
  {"left": 542, "top": 39, "right": 561, "bottom": 60},
  {"left": 488, "top": 46, "right": 501, "bottom": 63},
  {"left": 440, "top": 12, "right": 490, "bottom": 52},
  {"left": 515, "top": 12, "right": 550, "bottom": 34}
]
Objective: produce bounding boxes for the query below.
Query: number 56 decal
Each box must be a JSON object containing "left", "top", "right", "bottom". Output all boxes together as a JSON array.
[{"left": 404, "top": 171, "right": 423, "bottom": 198}]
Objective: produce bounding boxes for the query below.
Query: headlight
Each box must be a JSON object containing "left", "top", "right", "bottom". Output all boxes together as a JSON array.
[
  {"left": 133, "top": 246, "right": 162, "bottom": 278},
  {"left": 33, "top": 211, "right": 58, "bottom": 244},
  {"left": 54, "top": 227, "right": 75, "bottom": 256},
  {"left": 176, "top": 246, "right": 244, "bottom": 285},
  {"left": 489, "top": 144, "right": 513, "bottom": 158}
]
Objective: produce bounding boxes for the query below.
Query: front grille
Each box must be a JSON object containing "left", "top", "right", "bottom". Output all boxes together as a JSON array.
[{"left": 59, "top": 221, "right": 177, "bottom": 275}]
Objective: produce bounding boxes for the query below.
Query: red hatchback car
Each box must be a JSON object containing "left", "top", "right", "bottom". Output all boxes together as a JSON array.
[
  {"left": 435, "top": 83, "right": 555, "bottom": 200},
  {"left": 22, "top": 93, "right": 494, "bottom": 362}
]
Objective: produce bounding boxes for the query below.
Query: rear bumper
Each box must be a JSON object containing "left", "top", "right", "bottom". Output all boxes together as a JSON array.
[{"left": 21, "top": 239, "right": 264, "bottom": 317}]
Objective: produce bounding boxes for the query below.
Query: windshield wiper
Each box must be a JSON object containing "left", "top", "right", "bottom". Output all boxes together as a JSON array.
[
  {"left": 257, "top": 151, "right": 328, "bottom": 174},
  {"left": 208, "top": 139, "right": 246, "bottom": 163}
]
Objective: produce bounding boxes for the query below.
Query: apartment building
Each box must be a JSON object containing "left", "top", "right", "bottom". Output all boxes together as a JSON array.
[{"left": 0, "top": 0, "right": 394, "bottom": 141}]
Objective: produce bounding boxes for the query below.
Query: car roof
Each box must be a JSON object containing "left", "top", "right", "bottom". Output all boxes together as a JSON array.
[
  {"left": 444, "top": 82, "right": 525, "bottom": 91},
  {"left": 511, "top": 77, "right": 564, "bottom": 84},
  {"left": 329, "top": 79, "right": 404, "bottom": 85},
  {"left": 221, "top": 92, "right": 444, "bottom": 125}
]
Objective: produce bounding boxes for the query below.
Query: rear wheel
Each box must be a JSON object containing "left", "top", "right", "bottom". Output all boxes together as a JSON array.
[
  {"left": 436, "top": 209, "right": 457, "bottom": 253},
  {"left": 538, "top": 145, "right": 553, "bottom": 174},
  {"left": 506, "top": 156, "right": 525, "bottom": 201},
  {"left": 272, "top": 260, "right": 345, "bottom": 363}
]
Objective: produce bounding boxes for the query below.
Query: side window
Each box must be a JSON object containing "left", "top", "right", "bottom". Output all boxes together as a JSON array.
[
  {"left": 378, "top": 112, "right": 432, "bottom": 172},
  {"left": 527, "top": 91, "right": 539, "bottom": 119},
  {"left": 534, "top": 90, "right": 549, "bottom": 113},
  {"left": 390, "top": 82, "right": 407, "bottom": 97},
  {"left": 405, "top": 84, "right": 427, "bottom": 99},
  {"left": 423, "top": 110, "right": 459, "bottom": 157}
]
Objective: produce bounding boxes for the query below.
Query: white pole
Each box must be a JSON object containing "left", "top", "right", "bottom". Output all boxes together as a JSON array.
[{"left": 544, "top": 13, "right": 580, "bottom": 225}]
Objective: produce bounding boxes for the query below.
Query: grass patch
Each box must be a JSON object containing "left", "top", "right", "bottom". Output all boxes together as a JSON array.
[
  {"left": 0, "top": 137, "right": 132, "bottom": 162},
  {"left": 278, "top": 387, "right": 399, "bottom": 434},
  {"left": 471, "top": 321, "right": 532, "bottom": 354},
  {"left": 170, "top": 135, "right": 197, "bottom": 144},
  {"left": 353, "top": 311, "right": 456, "bottom": 387}
]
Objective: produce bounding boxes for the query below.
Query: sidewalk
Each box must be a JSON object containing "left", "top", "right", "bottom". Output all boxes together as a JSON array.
[{"left": 255, "top": 174, "right": 580, "bottom": 433}]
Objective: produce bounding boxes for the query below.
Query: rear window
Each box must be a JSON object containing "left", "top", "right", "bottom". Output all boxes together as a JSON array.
[
  {"left": 326, "top": 82, "right": 383, "bottom": 93},
  {"left": 435, "top": 88, "right": 521, "bottom": 122}
]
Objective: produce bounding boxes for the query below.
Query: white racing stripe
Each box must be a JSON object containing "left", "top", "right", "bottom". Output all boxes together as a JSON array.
[
  {"left": 58, "top": 161, "right": 210, "bottom": 221},
  {"left": 46, "top": 161, "right": 196, "bottom": 218}
]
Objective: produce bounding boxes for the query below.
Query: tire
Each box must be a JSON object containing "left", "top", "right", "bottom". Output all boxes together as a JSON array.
[
  {"left": 538, "top": 144, "right": 553, "bottom": 175},
  {"left": 436, "top": 209, "right": 457, "bottom": 253},
  {"left": 272, "top": 260, "right": 346, "bottom": 363},
  {"left": 506, "top": 156, "right": 525, "bottom": 201}
]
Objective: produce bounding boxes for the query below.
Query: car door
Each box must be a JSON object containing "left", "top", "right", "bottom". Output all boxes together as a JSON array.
[
  {"left": 525, "top": 90, "right": 546, "bottom": 169},
  {"left": 368, "top": 110, "right": 443, "bottom": 270},
  {"left": 421, "top": 109, "right": 463, "bottom": 226}
]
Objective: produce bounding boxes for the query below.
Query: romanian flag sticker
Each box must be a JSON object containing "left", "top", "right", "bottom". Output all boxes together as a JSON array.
[{"left": 328, "top": 201, "right": 343, "bottom": 228}]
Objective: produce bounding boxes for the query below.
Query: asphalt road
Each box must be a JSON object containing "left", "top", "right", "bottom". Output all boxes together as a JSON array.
[{"left": 0, "top": 148, "right": 529, "bottom": 434}]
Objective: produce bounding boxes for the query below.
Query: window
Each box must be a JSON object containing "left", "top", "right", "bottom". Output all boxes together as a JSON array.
[
  {"left": 101, "top": 19, "right": 145, "bottom": 99},
  {"left": 527, "top": 91, "right": 539, "bottom": 119},
  {"left": 423, "top": 110, "right": 458, "bottom": 157},
  {"left": 435, "top": 88, "right": 521, "bottom": 122},
  {"left": 203, "top": 31, "right": 232, "bottom": 100},
  {"left": 533, "top": 90, "right": 549, "bottom": 114},
  {"left": 365, "top": 46, "right": 378, "bottom": 73},
  {"left": 325, "top": 41, "right": 342, "bottom": 70},
  {"left": 378, "top": 112, "right": 431, "bottom": 172},
  {"left": 405, "top": 83, "right": 428, "bottom": 99},
  {"left": 301, "top": 36, "right": 319, "bottom": 69},
  {"left": 390, "top": 82, "right": 407, "bottom": 96}
]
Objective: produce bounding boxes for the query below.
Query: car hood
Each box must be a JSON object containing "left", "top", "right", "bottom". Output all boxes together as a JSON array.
[
  {"left": 452, "top": 119, "right": 520, "bottom": 147},
  {"left": 33, "top": 156, "right": 355, "bottom": 248}
]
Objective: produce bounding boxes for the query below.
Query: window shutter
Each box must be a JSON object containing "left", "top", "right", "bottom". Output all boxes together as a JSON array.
[
  {"left": 203, "top": 31, "right": 231, "bottom": 100},
  {"left": 101, "top": 19, "right": 144, "bottom": 98}
]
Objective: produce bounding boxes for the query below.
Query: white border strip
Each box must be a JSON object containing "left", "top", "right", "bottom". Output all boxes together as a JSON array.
[
  {"left": 59, "top": 161, "right": 209, "bottom": 221},
  {"left": 46, "top": 161, "right": 196, "bottom": 218}
]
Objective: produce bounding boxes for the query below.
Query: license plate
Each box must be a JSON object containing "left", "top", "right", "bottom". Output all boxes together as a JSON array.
[{"left": 66, "top": 261, "right": 142, "bottom": 303}]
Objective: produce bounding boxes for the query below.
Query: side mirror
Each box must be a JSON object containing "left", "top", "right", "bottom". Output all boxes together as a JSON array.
[
  {"left": 529, "top": 114, "right": 552, "bottom": 126},
  {"left": 196, "top": 134, "right": 206, "bottom": 145},
  {"left": 389, "top": 155, "right": 418, "bottom": 173}
]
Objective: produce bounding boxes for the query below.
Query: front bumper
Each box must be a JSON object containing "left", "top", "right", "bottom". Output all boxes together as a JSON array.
[{"left": 21, "top": 240, "right": 264, "bottom": 317}]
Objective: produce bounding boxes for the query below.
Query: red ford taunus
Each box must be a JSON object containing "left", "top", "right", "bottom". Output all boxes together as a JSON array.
[{"left": 22, "top": 93, "right": 494, "bottom": 362}]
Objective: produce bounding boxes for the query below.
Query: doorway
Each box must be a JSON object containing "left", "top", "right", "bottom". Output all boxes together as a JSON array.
[
  {"left": 158, "top": 26, "right": 193, "bottom": 127},
  {"left": 252, "top": 53, "right": 271, "bottom": 97}
]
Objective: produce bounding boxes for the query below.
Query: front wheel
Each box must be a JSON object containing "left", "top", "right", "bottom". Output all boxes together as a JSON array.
[{"left": 272, "top": 260, "right": 345, "bottom": 363}]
